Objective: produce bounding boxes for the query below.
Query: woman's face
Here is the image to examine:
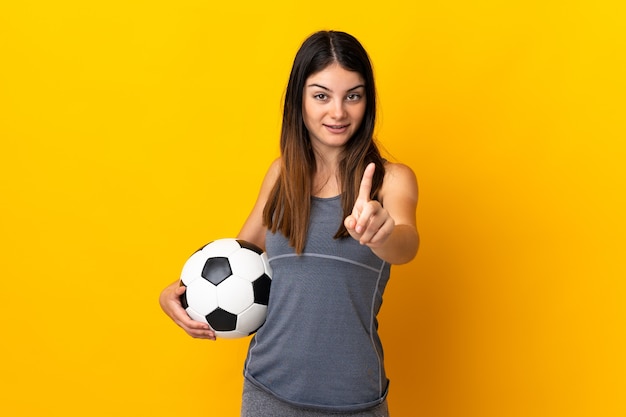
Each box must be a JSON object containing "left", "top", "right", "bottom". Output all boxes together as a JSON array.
[{"left": 302, "top": 63, "right": 366, "bottom": 154}]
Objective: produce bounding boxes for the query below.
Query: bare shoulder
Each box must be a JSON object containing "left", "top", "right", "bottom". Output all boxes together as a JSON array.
[
  {"left": 381, "top": 162, "right": 418, "bottom": 198},
  {"left": 260, "top": 157, "right": 282, "bottom": 188},
  {"left": 267, "top": 157, "right": 282, "bottom": 179},
  {"left": 269, "top": 157, "right": 282, "bottom": 171},
  {"left": 384, "top": 161, "right": 416, "bottom": 181}
]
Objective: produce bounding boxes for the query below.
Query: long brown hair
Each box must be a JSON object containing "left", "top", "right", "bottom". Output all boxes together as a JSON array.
[{"left": 263, "top": 30, "right": 385, "bottom": 253}]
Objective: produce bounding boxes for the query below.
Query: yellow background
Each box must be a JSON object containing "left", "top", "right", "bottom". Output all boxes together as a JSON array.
[{"left": 1, "top": 1, "right": 624, "bottom": 416}]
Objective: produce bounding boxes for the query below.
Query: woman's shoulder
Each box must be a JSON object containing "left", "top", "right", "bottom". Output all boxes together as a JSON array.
[
  {"left": 383, "top": 161, "right": 417, "bottom": 182},
  {"left": 264, "top": 157, "right": 282, "bottom": 181},
  {"left": 380, "top": 161, "right": 418, "bottom": 200}
]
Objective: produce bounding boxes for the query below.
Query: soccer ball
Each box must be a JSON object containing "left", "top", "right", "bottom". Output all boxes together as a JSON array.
[{"left": 179, "top": 238, "right": 272, "bottom": 339}]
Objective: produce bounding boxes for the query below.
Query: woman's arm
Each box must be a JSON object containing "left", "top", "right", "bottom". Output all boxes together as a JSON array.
[
  {"left": 236, "top": 158, "right": 281, "bottom": 249},
  {"left": 159, "top": 159, "right": 281, "bottom": 339}
]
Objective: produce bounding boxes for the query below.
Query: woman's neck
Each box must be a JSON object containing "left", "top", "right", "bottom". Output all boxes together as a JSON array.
[
  {"left": 311, "top": 148, "right": 343, "bottom": 197},
  {"left": 312, "top": 161, "right": 341, "bottom": 198}
]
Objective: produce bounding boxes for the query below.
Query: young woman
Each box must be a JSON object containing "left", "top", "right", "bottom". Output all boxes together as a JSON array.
[{"left": 160, "top": 30, "right": 419, "bottom": 416}]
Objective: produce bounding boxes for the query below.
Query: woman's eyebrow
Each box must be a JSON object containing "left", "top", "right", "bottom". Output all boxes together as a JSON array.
[
  {"left": 306, "top": 83, "right": 365, "bottom": 92},
  {"left": 307, "top": 83, "right": 331, "bottom": 91}
]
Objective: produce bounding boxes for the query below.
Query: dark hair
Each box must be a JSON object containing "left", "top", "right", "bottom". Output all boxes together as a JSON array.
[{"left": 263, "top": 30, "right": 385, "bottom": 253}]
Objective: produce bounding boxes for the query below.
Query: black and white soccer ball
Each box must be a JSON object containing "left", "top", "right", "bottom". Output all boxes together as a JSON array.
[{"left": 179, "top": 238, "right": 272, "bottom": 339}]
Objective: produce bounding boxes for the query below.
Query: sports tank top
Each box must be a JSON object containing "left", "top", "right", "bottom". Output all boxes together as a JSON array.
[{"left": 243, "top": 195, "right": 391, "bottom": 412}]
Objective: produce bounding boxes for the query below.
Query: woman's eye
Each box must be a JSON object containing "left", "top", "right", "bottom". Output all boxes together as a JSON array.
[
  {"left": 346, "top": 93, "right": 361, "bottom": 101},
  {"left": 314, "top": 93, "right": 328, "bottom": 100}
]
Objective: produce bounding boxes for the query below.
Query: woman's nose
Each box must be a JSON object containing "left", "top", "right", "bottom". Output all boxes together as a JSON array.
[{"left": 329, "top": 100, "right": 347, "bottom": 120}]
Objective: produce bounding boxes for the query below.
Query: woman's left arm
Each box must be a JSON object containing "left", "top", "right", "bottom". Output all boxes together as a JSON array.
[{"left": 344, "top": 162, "right": 419, "bottom": 264}]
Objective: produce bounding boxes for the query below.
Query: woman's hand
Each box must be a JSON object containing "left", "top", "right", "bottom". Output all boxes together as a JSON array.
[
  {"left": 345, "top": 162, "right": 419, "bottom": 264},
  {"left": 159, "top": 280, "right": 216, "bottom": 340},
  {"left": 344, "top": 163, "right": 395, "bottom": 248}
]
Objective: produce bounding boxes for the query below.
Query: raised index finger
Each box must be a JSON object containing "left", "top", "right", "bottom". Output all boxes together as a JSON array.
[{"left": 357, "top": 162, "right": 376, "bottom": 203}]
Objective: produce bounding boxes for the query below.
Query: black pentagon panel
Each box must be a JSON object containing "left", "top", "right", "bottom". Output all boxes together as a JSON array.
[
  {"left": 201, "top": 257, "right": 232, "bottom": 285},
  {"left": 236, "top": 239, "right": 263, "bottom": 255},
  {"left": 179, "top": 285, "right": 189, "bottom": 309},
  {"left": 252, "top": 274, "right": 271, "bottom": 305},
  {"left": 206, "top": 308, "right": 238, "bottom": 331}
]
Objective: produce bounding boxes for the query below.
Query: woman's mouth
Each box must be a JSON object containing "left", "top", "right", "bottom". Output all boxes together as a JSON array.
[{"left": 324, "top": 124, "right": 350, "bottom": 133}]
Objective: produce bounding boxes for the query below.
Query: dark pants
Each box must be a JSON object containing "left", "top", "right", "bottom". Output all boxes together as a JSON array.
[{"left": 241, "top": 379, "right": 390, "bottom": 417}]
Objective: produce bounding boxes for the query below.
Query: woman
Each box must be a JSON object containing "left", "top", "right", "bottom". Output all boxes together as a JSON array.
[{"left": 160, "top": 30, "right": 419, "bottom": 416}]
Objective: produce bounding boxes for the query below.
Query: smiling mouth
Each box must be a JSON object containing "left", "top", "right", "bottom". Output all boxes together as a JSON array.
[{"left": 324, "top": 124, "right": 349, "bottom": 129}]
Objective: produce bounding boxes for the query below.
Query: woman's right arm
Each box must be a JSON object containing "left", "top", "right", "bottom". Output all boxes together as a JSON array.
[
  {"left": 236, "top": 158, "right": 281, "bottom": 250},
  {"left": 159, "top": 159, "right": 281, "bottom": 339}
]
